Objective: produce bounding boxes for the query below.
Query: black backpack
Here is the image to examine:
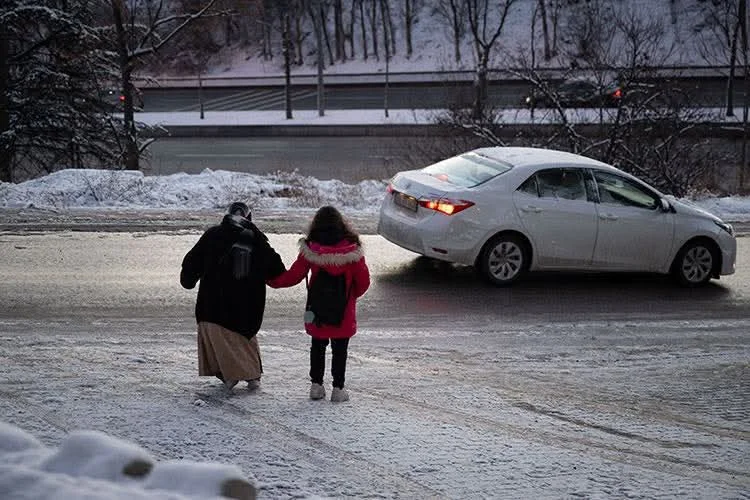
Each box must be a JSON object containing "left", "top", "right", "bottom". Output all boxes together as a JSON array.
[
  {"left": 228, "top": 240, "right": 253, "bottom": 280},
  {"left": 305, "top": 268, "right": 350, "bottom": 327},
  {"left": 219, "top": 228, "right": 254, "bottom": 281}
]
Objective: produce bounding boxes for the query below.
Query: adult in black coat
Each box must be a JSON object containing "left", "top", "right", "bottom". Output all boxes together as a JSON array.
[{"left": 180, "top": 202, "right": 286, "bottom": 391}]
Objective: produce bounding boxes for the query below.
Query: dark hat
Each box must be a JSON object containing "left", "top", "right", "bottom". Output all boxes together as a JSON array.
[{"left": 227, "top": 201, "right": 251, "bottom": 219}]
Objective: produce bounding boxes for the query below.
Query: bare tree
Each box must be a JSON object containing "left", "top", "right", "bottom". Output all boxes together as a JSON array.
[
  {"left": 357, "top": 0, "right": 368, "bottom": 60},
  {"left": 276, "top": 0, "right": 294, "bottom": 119},
  {"left": 368, "top": 0, "right": 379, "bottom": 60},
  {"left": 488, "top": 3, "right": 720, "bottom": 197},
  {"left": 308, "top": 0, "right": 326, "bottom": 116},
  {"left": 465, "top": 0, "right": 518, "bottom": 121},
  {"left": 347, "top": 0, "right": 358, "bottom": 58},
  {"left": 381, "top": 0, "right": 390, "bottom": 116},
  {"left": 108, "top": 0, "right": 221, "bottom": 170},
  {"left": 293, "top": 0, "right": 306, "bottom": 65},
  {"left": 260, "top": 0, "right": 274, "bottom": 59},
  {"left": 434, "top": 0, "right": 466, "bottom": 64},
  {"left": 333, "top": 0, "right": 346, "bottom": 61},
  {"left": 537, "top": 0, "right": 551, "bottom": 60},
  {"left": 403, "top": 0, "right": 415, "bottom": 58},
  {"left": 694, "top": 0, "right": 745, "bottom": 116},
  {"left": 382, "top": 0, "right": 395, "bottom": 55}
]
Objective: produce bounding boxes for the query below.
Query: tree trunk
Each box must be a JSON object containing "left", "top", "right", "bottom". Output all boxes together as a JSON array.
[
  {"left": 0, "top": 25, "right": 11, "bottom": 182},
  {"left": 740, "top": 0, "right": 748, "bottom": 189},
  {"left": 295, "top": 10, "right": 304, "bottom": 65},
  {"left": 348, "top": 1, "right": 356, "bottom": 58},
  {"left": 283, "top": 12, "right": 293, "bottom": 119},
  {"left": 370, "top": 0, "right": 378, "bottom": 60},
  {"left": 320, "top": 4, "right": 335, "bottom": 66},
  {"left": 111, "top": 0, "right": 139, "bottom": 171},
  {"left": 359, "top": 0, "right": 368, "bottom": 60},
  {"left": 383, "top": 0, "right": 395, "bottom": 54},
  {"left": 451, "top": 0, "right": 461, "bottom": 63},
  {"left": 334, "top": 0, "right": 345, "bottom": 62},
  {"left": 473, "top": 51, "right": 489, "bottom": 121},
  {"left": 310, "top": 0, "right": 325, "bottom": 116},
  {"left": 405, "top": 0, "right": 413, "bottom": 57},
  {"left": 538, "top": 0, "right": 551, "bottom": 60},
  {"left": 381, "top": 0, "right": 390, "bottom": 116},
  {"left": 727, "top": 18, "right": 740, "bottom": 117}
]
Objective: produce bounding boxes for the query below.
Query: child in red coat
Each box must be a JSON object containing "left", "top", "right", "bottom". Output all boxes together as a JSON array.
[{"left": 269, "top": 206, "right": 370, "bottom": 402}]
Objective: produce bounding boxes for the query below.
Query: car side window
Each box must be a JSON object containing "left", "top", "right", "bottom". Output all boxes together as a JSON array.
[
  {"left": 593, "top": 171, "right": 659, "bottom": 210},
  {"left": 536, "top": 168, "right": 587, "bottom": 201},
  {"left": 517, "top": 176, "right": 539, "bottom": 196}
]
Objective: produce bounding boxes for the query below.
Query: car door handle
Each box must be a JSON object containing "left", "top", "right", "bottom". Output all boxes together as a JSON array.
[
  {"left": 598, "top": 214, "right": 619, "bottom": 221},
  {"left": 521, "top": 205, "right": 543, "bottom": 213}
]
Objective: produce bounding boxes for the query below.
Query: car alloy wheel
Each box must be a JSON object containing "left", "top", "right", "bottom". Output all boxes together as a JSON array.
[
  {"left": 675, "top": 241, "right": 714, "bottom": 286},
  {"left": 480, "top": 234, "right": 527, "bottom": 286}
]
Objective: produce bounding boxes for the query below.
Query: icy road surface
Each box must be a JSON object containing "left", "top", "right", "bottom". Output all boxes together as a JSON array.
[{"left": 0, "top": 232, "right": 748, "bottom": 499}]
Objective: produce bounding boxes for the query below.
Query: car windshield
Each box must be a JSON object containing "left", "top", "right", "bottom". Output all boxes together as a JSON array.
[{"left": 422, "top": 152, "right": 512, "bottom": 187}]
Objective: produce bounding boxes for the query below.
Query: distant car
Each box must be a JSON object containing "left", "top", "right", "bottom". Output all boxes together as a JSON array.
[
  {"left": 378, "top": 147, "right": 736, "bottom": 286},
  {"left": 524, "top": 78, "right": 622, "bottom": 108}
]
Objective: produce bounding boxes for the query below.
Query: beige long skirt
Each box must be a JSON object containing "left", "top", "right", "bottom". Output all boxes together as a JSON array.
[{"left": 197, "top": 322, "right": 262, "bottom": 381}]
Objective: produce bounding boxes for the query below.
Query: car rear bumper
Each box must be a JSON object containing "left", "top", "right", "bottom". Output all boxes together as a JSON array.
[{"left": 378, "top": 203, "right": 474, "bottom": 263}]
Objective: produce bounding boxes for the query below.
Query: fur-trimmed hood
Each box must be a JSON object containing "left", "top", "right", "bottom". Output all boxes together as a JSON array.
[{"left": 298, "top": 238, "right": 364, "bottom": 267}]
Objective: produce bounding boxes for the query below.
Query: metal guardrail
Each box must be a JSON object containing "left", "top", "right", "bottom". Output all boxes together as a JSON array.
[{"left": 137, "top": 66, "right": 741, "bottom": 88}]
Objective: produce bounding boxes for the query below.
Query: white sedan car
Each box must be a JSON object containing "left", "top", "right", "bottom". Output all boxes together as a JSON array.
[{"left": 378, "top": 147, "right": 736, "bottom": 286}]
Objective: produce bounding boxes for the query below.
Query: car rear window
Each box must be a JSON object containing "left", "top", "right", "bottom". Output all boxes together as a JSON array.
[{"left": 422, "top": 152, "right": 512, "bottom": 188}]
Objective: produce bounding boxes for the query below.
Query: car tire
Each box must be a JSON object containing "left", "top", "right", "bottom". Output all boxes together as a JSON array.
[
  {"left": 478, "top": 233, "right": 528, "bottom": 286},
  {"left": 672, "top": 239, "right": 716, "bottom": 287}
]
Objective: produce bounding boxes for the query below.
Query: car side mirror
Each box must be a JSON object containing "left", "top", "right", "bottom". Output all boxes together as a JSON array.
[{"left": 659, "top": 198, "right": 672, "bottom": 212}]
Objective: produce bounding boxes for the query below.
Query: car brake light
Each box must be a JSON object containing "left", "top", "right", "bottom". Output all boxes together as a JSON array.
[
  {"left": 418, "top": 198, "right": 474, "bottom": 215},
  {"left": 385, "top": 183, "right": 394, "bottom": 193}
]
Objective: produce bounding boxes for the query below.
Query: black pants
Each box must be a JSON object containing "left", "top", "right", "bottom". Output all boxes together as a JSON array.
[{"left": 310, "top": 337, "right": 349, "bottom": 389}]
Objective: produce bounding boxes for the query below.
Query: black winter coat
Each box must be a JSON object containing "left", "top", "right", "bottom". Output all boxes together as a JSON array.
[{"left": 180, "top": 214, "right": 285, "bottom": 337}]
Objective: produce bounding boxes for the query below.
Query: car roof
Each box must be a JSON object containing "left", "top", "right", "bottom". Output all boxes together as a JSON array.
[{"left": 473, "top": 147, "right": 616, "bottom": 172}]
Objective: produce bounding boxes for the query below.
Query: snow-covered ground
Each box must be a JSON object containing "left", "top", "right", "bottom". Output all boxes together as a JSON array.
[{"left": 1, "top": 231, "right": 748, "bottom": 499}]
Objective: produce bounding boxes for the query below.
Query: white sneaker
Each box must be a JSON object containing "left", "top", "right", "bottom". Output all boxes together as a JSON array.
[
  {"left": 223, "top": 379, "right": 239, "bottom": 390},
  {"left": 246, "top": 379, "right": 261, "bottom": 391},
  {"left": 330, "top": 387, "right": 349, "bottom": 402},
  {"left": 309, "top": 383, "right": 326, "bottom": 400}
]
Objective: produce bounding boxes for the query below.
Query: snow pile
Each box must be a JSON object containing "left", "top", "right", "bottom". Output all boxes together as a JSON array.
[
  {"left": 0, "top": 421, "right": 256, "bottom": 500},
  {"left": 0, "top": 168, "right": 386, "bottom": 214}
]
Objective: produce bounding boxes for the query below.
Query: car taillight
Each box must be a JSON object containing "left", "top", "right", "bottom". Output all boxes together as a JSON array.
[
  {"left": 418, "top": 198, "right": 475, "bottom": 216},
  {"left": 385, "top": 183, "right": 394, "bottom": 193}
]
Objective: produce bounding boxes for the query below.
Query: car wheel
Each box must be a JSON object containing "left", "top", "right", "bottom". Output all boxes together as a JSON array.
[
  {"left": 673, "top": 240, "right": 716, "bottom": 287},
  {"left": 479, "top": 234, "right": 528, "bottom": 286}
]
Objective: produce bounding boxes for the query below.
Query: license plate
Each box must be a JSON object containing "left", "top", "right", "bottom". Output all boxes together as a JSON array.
[{"left": 393, "top": 192, "right": 418, "bottom": 212}]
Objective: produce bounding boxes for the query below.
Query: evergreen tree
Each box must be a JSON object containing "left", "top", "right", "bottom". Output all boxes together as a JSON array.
[{"left": 0, "top": 0, "right": 122, "bottom": 182}]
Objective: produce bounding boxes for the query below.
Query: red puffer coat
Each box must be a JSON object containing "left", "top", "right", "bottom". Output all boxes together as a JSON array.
[{"left": 268, "top": 238, "right": 370, "bottom": 339}]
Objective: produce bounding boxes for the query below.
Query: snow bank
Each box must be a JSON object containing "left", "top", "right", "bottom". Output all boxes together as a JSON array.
[
  {"left": 0, "top": 168, "right": 385, "bottom": 214},
  {"left": 0, "top": 421, "right": 256, "bottom": 500}
]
